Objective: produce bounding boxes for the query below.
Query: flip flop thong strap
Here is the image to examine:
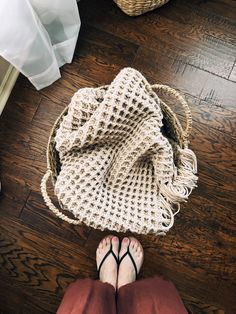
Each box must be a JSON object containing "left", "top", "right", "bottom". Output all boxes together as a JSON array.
[
  {"left": 98, "top": 243, "right": 118, "bottom": 276},
  {"left": 119, "top": 245, "right": 138, "bottom": 279}
]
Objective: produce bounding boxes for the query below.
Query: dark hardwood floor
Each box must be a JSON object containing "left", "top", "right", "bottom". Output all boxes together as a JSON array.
[{"left": 0, "top": 0, "right": 235, "bottom": 313}]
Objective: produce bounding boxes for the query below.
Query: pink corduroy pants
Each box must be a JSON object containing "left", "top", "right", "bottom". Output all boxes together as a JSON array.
[{"left": 57, "top": 276, "right": 188, "bottom": 314}]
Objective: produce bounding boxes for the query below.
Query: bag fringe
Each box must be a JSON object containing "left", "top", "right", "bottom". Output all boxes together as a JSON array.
[{"left": 159, "top": 147, "right": 198, "bottom": 232}]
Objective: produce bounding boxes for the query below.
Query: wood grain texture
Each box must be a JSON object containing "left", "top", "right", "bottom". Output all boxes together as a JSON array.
[
  {"left": 0, "top": 215, "right": 95, "bottom": 314},
  {"left": 0, "top": 0, "right": 235, "bottom": 313},
  {"left": 229, "top": 62, "right": 236, "bottom": 82},
  {"left": 21, "top": 191, "right": 91, "bottom": 246},
  {"left": 132, "top": 46, "right": 236, "bottom": 110},
  {"left": 79, "top": 0, "right": 236, "bottom": 77}
]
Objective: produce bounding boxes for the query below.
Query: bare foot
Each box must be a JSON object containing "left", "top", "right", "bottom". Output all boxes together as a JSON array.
[
  {"left": 96, "top": 235, "right": 119, "bottom": 289},
  {"left": 117, "top": 237, "right": 144, "bottom": 289}
]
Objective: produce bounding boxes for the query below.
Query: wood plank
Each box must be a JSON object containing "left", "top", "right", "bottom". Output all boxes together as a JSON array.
[
  {"left": 0, "top": 215, "right": 95, "bottom": 313},
  {"left": 0, "top": 98, "right": 63, "bottom": 192},
  {"left": 18, "top": 70, "right": 89, "bottom": 107},
  {"left": 79, "top": 0, "right": 236, "bottom": 78},
  {"left": 0, "top": 152, "right": 44, "bottom": 193},
  {"left": 193, "top": 97, "right": 235, "bottom": 135},
  {"left": 229, "top": 61, "right": 236, "bottom": 82},
  {"left": 0, "top": 76, "right": 41, "bottom": 124},
  {"left": 181, "top": 0, "right": 236, "bottom": 22},
  {"left": 162, "top": 195, "right": 236, "bottom": 311},
  {"left": 191, "top": 122, "right": 235, "bottom": 180},
  {"left": 21, "top": 297, "right": 57, "bottom": 314},
  {"left": 132, "top": 46, "right": 236, "bottom": 110},
  {"left": 182, "top": 293, "right": 225, "bottom": 314},
  {"left": 67, "top": 23, "right": 139, "bottom": 85},
  {"left": 0, "top": 279, "right": 26, "bottom": 314},
  {"left": 31, "top": 97, "right": 65, "bottom": 130},
  {"left": 160, "top": 0, "right": 236, "bottom": 45},
  {"left": 0, "top": 173, "right": 30, "bottom": 218},
  {"left": 192, "top": 171, "right": 235, "bottom": 214},
  {"left": 21, "top": 191, "right": 91, "bottom": 247},
  {"left": 0, "top": 122, "right": 47, "bottom": 162},
  {"left": 160, "top": 93, "right": 235, "bottom": 136},
  {"left": 217, "top": 269, "right": 236, "bottom": 314},
  {"left": 76, "top": 23, "right": 139, "bottom": 66}
]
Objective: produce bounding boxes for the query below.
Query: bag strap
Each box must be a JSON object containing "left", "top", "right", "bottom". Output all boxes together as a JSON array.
[
  {"left": 41, "top": 169, "right": 81, "bottom": 225},
  {"left": 151, "top": 84, "right": 192, "bottom": 143}
]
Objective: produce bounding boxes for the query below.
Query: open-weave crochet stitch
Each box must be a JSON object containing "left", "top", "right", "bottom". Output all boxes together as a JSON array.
[{"left": 41, "top": 67, "right": 198, "bottom": 235}]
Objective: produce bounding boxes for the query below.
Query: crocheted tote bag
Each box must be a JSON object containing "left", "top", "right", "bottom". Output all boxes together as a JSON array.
[{"left": 41, "top": 68, "right": 198, "bottom": 235}]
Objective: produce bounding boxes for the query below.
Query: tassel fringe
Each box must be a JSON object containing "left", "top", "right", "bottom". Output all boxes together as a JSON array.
[{"left": 159, "top": 147, "right": 198, "bottom": 233}]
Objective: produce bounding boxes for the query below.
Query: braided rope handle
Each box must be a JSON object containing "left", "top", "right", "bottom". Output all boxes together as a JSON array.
[
  {"left": 41, "top": 169, "right": 81, "bottom": 225},
  {"left": 151, "top": 84, "right": 192, "bottom": 141}
]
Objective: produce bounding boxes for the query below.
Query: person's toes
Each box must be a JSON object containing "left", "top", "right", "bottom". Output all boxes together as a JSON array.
[
  {"left": 97, "top": 236, "right": 109, "bottom": 260},
  {"left": 103, "top": 237, "right": 107, "bottom": 247},
  {"left": 103, "top": 236, "right": 110, "bottom": 249},
  {"left": 99, "top": 239, "right": 104, "bottom": 250},
  {"left": 96, "top": 235, "right": 119, "bottom": 289},
  {"left": 130, "top": 237, "right": 143, "bottom": 258},
  {"left": 111, "top": 236, "right": 119, "bottom": 255},
  {"left": 120, "top": 237, "right": 129, "bottom": 251},
  {"left": 96, "top": 241, "right": 102, "bottom": 256},
  {"left": 131, "top": 237, "right": 140, "bottom": 248},
  {"left": 119, "top": 237, "right": 129, "bottom": 258},
  {"left": 117, "top": 237, "right": 144, "bottom": 289},
  {"left": 133, "top": 241, "right": 138, "bottom": 251},
  {"left": 129, "top": 239, "right": 135, "bottom": 249},
  {"left": 128, "top": 239, "right": 135, "bottom": 251}
]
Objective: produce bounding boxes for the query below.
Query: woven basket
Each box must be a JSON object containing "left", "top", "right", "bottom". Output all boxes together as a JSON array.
[
  {"left": 41, "top": 84, "right": 192, "bottom": 226},
  {"left": 113, "top": 0, "right": 169, "bottom": 16}
]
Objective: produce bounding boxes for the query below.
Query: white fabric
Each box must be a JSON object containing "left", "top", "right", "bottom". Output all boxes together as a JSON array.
[{"left": 0, "top": 0, "right": 80, "bottom": 90}]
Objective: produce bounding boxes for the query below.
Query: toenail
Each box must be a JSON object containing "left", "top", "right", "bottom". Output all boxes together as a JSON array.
[
  {"left": 113, "top": 236, "right": 118, "bottom": 241},
  {"left": 123, "top": 237, "right": 129, "bottom": 242}
]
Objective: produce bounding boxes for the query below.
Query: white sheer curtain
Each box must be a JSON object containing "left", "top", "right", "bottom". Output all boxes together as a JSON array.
[{"left": 0, "top": 0, "right": 81, "bottom": 90}]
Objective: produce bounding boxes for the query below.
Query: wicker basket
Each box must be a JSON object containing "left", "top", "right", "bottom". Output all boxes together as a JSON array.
[
  {"left": 113, "top": 0, "right": 170, "bottom": 16},
  {"left": 41, "top": 84, "right": 192, "bottom": 226}
]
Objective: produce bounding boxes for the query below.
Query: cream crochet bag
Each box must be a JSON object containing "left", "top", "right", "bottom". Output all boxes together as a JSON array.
[{"left": 41, "top": 68, "right": 198, "bottom": 235}]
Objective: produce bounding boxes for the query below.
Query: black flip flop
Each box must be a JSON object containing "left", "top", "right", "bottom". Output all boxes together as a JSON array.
[
  {"left": 118, "top": 242, "right": 138, "bottom": 279},
  {"left": 97, "top": 241, "right": 119, "bottom": 277}
]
